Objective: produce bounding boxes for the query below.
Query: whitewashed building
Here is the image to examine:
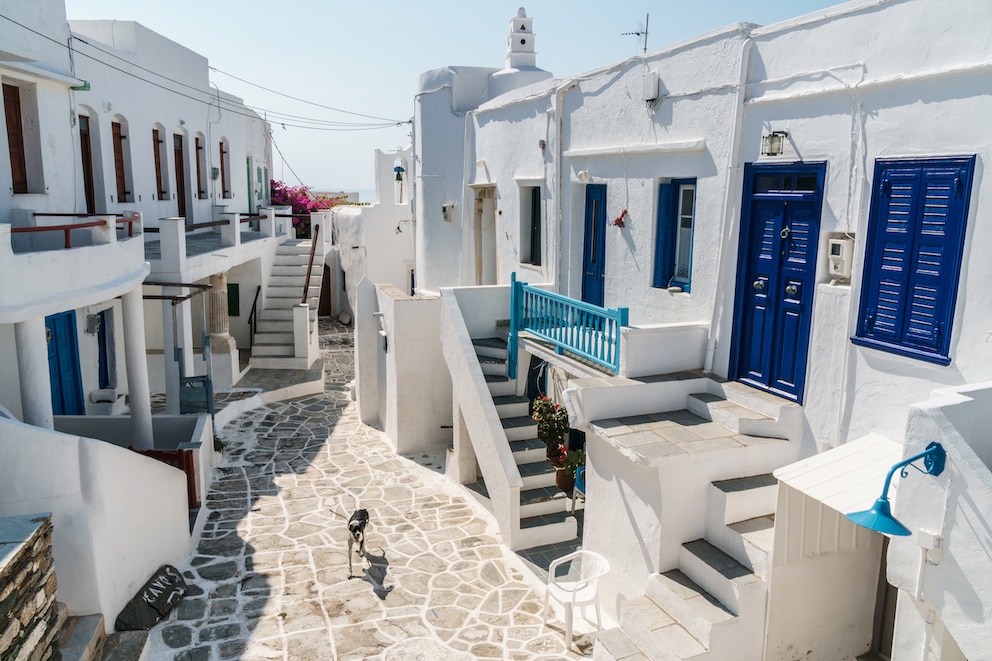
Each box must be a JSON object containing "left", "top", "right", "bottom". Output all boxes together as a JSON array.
[{"left": 361, "top": 1, "right": 992, "bottom": 659}]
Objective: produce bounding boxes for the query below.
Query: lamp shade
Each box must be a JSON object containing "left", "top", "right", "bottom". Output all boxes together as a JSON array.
[{"left": 846, "top": 497, "right": 911, "bottom": 536}]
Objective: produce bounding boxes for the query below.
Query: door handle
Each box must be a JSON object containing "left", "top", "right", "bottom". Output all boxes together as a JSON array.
[
  {"left": 753, "top": 280, "right": 765, "bottom": 291},
  {"left": 785, "top": 284, "right": 798, "bottom": 296},
  {"left": 780, "top": 226, "right": 791, "bottom": 239}
]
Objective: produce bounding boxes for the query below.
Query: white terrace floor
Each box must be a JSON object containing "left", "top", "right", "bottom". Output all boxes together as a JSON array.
[{"left": 147, "top": 320, "right": 592, "bottom": 661}]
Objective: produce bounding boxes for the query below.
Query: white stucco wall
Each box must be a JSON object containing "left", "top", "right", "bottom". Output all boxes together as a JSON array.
[{"left": 0, "top": 417, "right": 190, "bottom": 631}]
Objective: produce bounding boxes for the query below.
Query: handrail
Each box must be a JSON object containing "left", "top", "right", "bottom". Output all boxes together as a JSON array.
[
  {"left": 11, "top": 220, "right": 107, "bottom": 249},
  {"left": 34, "top": 212, "right": 129, "bottom": 218},
  {"left": 509, "top": 272, "right": 629, "bottom": 376},
  {"left": 185, "top": 219, "right": 229, "bottom": 231},
  {"left": 301, "top": 223, "right": 320, "bottom": 304},
  {"left": 116, "top": 214, "right": 140, "bottom": 238},
  {"left": 247, "top": 285, "right": 262, "bottom": 348},
  {"left": 239, "top": 215, "right": 265, "bottom": 223}
]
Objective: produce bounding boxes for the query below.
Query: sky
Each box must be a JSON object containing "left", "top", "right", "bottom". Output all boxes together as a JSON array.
[{"left": 62, "top": 0, "right": 844, "bottom": 195}]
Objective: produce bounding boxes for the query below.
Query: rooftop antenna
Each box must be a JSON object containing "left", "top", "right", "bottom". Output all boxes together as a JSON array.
[{"left": 621, "top": 13, "right": 649, "bottom": 54}]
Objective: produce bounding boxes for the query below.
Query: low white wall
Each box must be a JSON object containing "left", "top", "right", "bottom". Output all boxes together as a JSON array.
[
  {"left": 618, "top": 323, "right": 708, "bottom": 378},
  {"left": 887, "top": 383, "right": 992, "bottom": 661},
  {"left": 451, "top": 284, "right": 513, "bottom": 338},
  {"left": 564, "top": 374, "right": 707, "bottom": 429},
  {"left": 0, "top": 417, "right": 190, "bottom": 631}
]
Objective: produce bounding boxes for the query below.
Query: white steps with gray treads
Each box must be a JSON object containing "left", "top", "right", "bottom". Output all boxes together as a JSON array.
[
  {"left": 595, "top": 471, "right": 776, "bottom": 660},
  {"left": 469, "top": 337, "right": 577, "bottom": 550},
  {"left": 58, "top": 609, "right": 150, "bottom": 661},
  {"left": 249, "top": 240, "right": 321, "bottom": 369}
]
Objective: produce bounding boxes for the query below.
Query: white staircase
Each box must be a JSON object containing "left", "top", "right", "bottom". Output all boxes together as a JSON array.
[
  {"left": 594, "top": 386, "right": 791, "bottom": 661},
  {"left": 472, "top": 337, "right": 578, "bottom": 550},
  {"left": 249, "top": 239, "right": 321, "bottom": 369}
]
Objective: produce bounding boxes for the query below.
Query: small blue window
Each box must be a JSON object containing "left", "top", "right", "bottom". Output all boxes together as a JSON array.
[
  {"left": 853, "top": 156, "right": 975, "bottom": 365},
  {"left": 653, "top": 179, "right": 696, "bottom": 292}
]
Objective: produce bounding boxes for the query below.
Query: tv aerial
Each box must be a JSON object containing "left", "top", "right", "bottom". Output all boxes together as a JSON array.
[{"left": 622, "top": 13, "right": 650, "bottom": 54}]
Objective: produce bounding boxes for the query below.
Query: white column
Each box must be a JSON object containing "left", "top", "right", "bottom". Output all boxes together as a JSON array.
[
  {"left": 122, "top": 287, "right": 154, "bottom": 450},
  {"left": 209, "top": 271, "right": 239, "bottom": 389},
  {"left": 15, "top": 317, "right": 54, "bottom": 429},
  {"left": 162, "top": 286, "right": 194, "bottom": 414}
]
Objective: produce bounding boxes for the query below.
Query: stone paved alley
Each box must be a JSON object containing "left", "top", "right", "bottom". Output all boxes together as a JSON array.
[{"left": 147, "top": 321, "right": 587, "bottom": 660}]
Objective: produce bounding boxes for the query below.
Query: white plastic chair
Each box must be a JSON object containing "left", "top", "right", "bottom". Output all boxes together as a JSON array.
[{"left": 544, "top": 549, "right": 610, "bottom": 648}]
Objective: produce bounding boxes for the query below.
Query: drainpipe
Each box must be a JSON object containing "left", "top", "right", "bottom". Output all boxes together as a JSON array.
[
  {"left": 704, "top": 31, "right": 753, "bottom": 374},
  {"left": 553, "top": 80, "right": 576, "bottom": 294}
]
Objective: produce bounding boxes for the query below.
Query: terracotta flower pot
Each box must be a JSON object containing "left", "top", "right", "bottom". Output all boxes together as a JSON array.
[{"left": 555, "top": 467, "right": 575, "bottom": 494}]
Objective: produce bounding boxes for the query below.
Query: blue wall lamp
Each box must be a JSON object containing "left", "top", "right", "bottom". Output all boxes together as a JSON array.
[{"left": 846, "top": 442, "right": 947, "bottom": 536}]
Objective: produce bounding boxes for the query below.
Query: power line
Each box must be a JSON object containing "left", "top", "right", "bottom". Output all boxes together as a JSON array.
[
  {"left": 210, "top": 66, "right": 405, "bottom": 123},
  {"left": 0, "top": 13, "right": 408, "bottom": 131}
]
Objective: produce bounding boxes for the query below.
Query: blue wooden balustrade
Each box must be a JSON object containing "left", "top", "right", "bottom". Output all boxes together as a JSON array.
[{"left": 508, "top": 273, "right": 629, "bottom": 378}]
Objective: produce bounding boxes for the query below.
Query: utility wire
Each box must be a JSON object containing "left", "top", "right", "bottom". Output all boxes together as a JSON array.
[{"left": 0, "top": 13, "right": 407, "bottom": 131}]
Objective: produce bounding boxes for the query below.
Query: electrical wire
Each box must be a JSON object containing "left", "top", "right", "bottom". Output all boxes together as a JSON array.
[{"left": 0, "top": 13, "right": 407, "bottom": 131}]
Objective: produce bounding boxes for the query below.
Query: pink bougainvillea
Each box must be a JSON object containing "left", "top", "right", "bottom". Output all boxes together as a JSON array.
[{"left": 270, "top": 180, "right": 345, "bottom": 238}]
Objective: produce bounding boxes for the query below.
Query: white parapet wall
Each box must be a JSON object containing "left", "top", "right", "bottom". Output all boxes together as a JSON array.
[
  {"left": 618, "top": 322, "right": 709, "bottom": 378},
  {"left": 0, "top": 417, "right": 191, "bottom": 632}
]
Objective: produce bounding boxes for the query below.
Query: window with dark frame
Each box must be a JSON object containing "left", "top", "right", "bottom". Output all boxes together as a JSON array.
[
  {"left": 520, "top": 186, "right": 542, "bottom": 266},
  {"left": 195, "top": 136, "right": 206, "bottom": 198},
  {"left": 219, "top": 140, "right": 230, "bottom": 198},
  {"left": 653, "top": 179, "right": 696, "bottom": 292},
  {"left": 112, "top": 121, "right": 129, "bottom": 201},
  {"left": 853, "top": 156, "right": 976, "bottom": 366}
]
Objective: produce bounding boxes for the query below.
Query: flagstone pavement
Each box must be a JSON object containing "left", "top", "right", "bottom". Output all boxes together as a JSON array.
[{"left": 147, "top": 320, "right": 592, "bottom": 661}]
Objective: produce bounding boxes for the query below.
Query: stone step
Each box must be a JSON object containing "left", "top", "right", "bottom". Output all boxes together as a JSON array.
[
  {"left": 473, "top": 337, "right": 508, "bottom": 360},
  {"left": 479, "top": 355, "right": 507, "bottom": 377},
  {"left": 516, "top": 509, "right": 577, "bottom": 550},
  {"left": 687, "top": 393, "right": 781, "bottom": 439},
  {"left": 679, "top": 540, "right": 762, "bottom": 615},
  {"left": 494, "top": 394, "right": 529, "bottom": 418},
  {"left": 518, "top": 459, "right": 557, "bottom": 490},
  {"left": 645, "top": 570, "right": 734, "bottom": 649},
  {"left": 709, "top": 380, "right": 803, "bottom": 435},
  {"left": 253, "top": 334, "right": 293, "bottom": 350},
  {"left": 59, "top": 612, "right": 105, "bottom": 661},
  {"left": 619, "top": 594, "right": 708, "bottom": 660},
  {"left": 266, "top": 285, "right": 320, "bottom": 299},
  {"left": 722, "top": 516, "right": 774, "bottom": 579},
  {"left": 255, "top": 320, "right": 293, "bottom": 334},
  {"left": 520, "top": 485, "right": 571, "bottom": 518},
  {"left": 708, "top": 474, "right": 777, "bottom": 527},
  {"left": 263, "top": 296, "right": 319, "bottom": 310},
  {"left": 509, "top": 437, "right": 546, "bottom": 465},
  {"left": 251, "top": 343, "right": 294, "bottom": 357},
  {"left": 99, "top": 630, "right": 150, "bottom": 661},
  {"left": 273, "top": 253, "right": 312, "bottom": 266},
  {"left": 485, "top": 374, "right": 516, "bottom": 397},
  {"left": 501, "top": 415, "right": 538, "bottom": 442},
  {"left": 271, "top": 264, "right": 320, "bottom": 277},
  {"left": 258, "top": 308, "right": 316, "bottom": 321},
  {"left": 593, "top": 627, "right": 650, "bottom": 661},
  {"left": 248, "top": 355, "right": 315, "bottom": 370}
]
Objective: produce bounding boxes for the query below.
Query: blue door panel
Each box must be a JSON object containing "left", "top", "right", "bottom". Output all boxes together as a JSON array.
[
  {"left": 45, "top": 311, "right": 85, "bottom": 415},
  {"left": 582, "top": 185, "right": 607, "bottom": 306},
  {"left": 731, "top": 163, "right": 825, "bottom": 404}
]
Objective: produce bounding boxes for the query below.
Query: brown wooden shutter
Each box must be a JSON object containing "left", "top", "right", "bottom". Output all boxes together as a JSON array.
[
  {"left": 3, "top": 84, "right": 28, "bottom": 194},
  {"left": 112, "top": 121, "right": 127, "bottom": 200},
  {"left": 152, "top": 128, "right": 164, "bottom": 196}
]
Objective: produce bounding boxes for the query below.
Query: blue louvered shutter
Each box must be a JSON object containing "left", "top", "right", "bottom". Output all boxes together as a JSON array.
[
  {"left": 859, "top": 168, "right": 920, "bottom": 344},
  {"left": 653, "top": 183, "right": 677, "bottom": 288},
  {"left": 856, "top": 156, "right": 974, "bottom": 364}
]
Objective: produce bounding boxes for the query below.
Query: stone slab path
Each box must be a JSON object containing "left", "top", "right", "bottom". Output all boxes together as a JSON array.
[{"left": 147, "top": 321, "right": 587, "bottom": 660}]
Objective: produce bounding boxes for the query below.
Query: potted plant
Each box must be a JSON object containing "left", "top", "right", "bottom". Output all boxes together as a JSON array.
[
  {"left": 531, "top": 396, "right": 570, "bottom": 466},
  {"left": 556, "top": 448, "right": 586, "bottom": 494}
]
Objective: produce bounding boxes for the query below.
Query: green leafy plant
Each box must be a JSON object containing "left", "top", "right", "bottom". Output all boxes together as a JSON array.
[
  {"left": 532, "top": 396, "right": 570, "bottom": 461},
  {"left": 562, "top": 448, "right": 585, "bottom": 478}
]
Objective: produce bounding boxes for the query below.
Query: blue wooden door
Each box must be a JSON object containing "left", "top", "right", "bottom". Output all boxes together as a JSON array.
[
  {"left": 45, "top": 311, "right": 85, "bottom": 415},
  {"left": 731, "top": 164, "right": 825, "bottom": 403},
  {"left": 582, "top": 184, "right": 607, "bottom": 306}
]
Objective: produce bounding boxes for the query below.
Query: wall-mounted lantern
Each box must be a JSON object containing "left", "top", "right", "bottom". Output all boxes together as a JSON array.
[{"left": 761, "top": 130, "right": 789, "bottom": 156}]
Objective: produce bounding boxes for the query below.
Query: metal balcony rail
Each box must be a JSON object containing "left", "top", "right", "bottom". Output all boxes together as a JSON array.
[
  {"left": 509, "top": 273, "right": 628, "bottom": 377},
  {"left": 302, "top": 223, "right": 320, "bottom": 304},
  {"left": 12, "top": 216, "right": 108, "bottom": 249}
]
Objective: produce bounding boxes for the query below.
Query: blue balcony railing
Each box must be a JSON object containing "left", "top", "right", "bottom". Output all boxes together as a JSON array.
[{"left": 509, "top": 273, "right": 629, "bottom": 377}]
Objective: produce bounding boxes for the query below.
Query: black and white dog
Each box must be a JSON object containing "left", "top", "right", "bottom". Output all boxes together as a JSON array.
[{"left": 347, "top": 509, "right": 370, "bottom": 577}]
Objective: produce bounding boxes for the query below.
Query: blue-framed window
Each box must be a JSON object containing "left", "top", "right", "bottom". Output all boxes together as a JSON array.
[
  {"left": 653, "top": 179, "right": 696, "bottom": 292},
  {"left": 853, "top": 156, "right": 975, "bottom": 365}
]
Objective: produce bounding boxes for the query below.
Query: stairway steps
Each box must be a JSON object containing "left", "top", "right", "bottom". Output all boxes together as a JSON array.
[
  {"left": 501, "top": 415, "right": 538, "bottom": 442},
  {"left": 59, "top": 612, "right": 104, "bottom": 661},
  {"left": 257, "top": 308, "right": 318, "bottom": 321},
  {"left": 619, "top": 594, "right": 707, "bottom": 660},
  {"left": 99, "top": 630, "right": 149, "bottom": 661},
  {"left": 509, "top": 437, "right": 546, "bottom": 465},
  {"left": 251, "top": 344, "right": 294, "bottom": 357},
  {"left": 518, "top": 459, "right": 557, "bottom": 490},
  {"left": 520, "top": 486, "right": 572, "bottom": 518},
  {"left": 593, "top": 627, "right": 648, "bottom": 661},
  {"left": 494, "top": 394, "right": 529, "bottom": 418},
  {"left": 645, "top": 570, "right": 734, "bottom": 648},
  {"left": 709, "top": 474, "right": 777, "bottom": 526},
  {"left": 255, "top": 321, "right": 293, "bottom": 333},
  {"left": 679, "top": 540, "right": 761, "bottom": 614},
  {"left": 479, "top": 355, "right": 507, "bottom": 376},
  {"left": 473, "top": 337, "right": 508, "bottom": 359},
  {"left": 253, "top": 331, "right": 293, "bottom": 344}
]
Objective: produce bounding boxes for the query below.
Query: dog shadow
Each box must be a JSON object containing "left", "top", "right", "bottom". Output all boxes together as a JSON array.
[{"left": 354, "top": 548, "right": 393, "bottom": 600}]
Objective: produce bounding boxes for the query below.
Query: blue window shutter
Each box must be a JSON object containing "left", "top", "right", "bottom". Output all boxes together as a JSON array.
[
  {"left": 902, "top": 168, "right": 965, "bottom": 352},
  {"left": 653, "top": 183, "right": 677, "bottom": 288},
  {"left": 860, "top": 168, "right": 920, "bottom": 344}
]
